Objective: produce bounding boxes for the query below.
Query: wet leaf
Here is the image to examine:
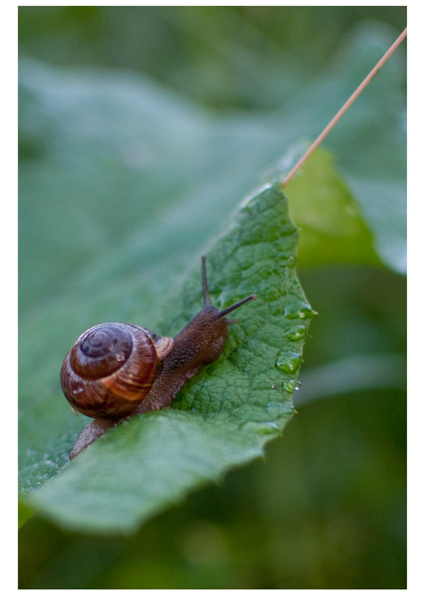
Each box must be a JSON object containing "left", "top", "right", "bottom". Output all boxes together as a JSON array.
[
  {"left": 22, "top": 182, "right": 313, "bottom": 533},
  {"left": 19, "top": 23, "right": 405, "bottom": 532}
]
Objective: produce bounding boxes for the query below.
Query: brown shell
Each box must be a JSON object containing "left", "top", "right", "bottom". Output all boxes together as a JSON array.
[{"left": 60, "top": 322, "right": 173, "bottom": 419}]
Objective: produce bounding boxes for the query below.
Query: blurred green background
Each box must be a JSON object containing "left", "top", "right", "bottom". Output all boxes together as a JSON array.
[{"left": 18, "top": 6, "right": 406, "bottom": 589}]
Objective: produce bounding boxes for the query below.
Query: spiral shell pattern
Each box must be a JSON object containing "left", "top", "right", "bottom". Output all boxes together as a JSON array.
[{"left": 60, "top": 322, "right": 173, "bottom": 419}]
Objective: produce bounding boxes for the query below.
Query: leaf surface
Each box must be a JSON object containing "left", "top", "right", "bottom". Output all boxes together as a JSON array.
[
  {"left": 19, "top": 24, "right": 405, "bottom": 531},
  {"left": 284, "top": 148, "right": 382, "bottom": 268},
  {"left": 23, "top": 182, "right": 313, "bottom": 533}
]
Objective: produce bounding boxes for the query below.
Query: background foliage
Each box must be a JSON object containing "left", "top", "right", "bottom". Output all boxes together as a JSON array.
[{"left": 19, "top": 6, "right": 406, "bottom": 589}]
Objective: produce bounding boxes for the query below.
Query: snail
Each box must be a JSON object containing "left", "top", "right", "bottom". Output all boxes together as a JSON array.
[{"left": 61, "top": 256, "right": 257, "bottom": 459}]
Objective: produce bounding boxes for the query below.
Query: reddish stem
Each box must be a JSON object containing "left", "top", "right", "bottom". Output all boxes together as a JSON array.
[{"left": 282, "top": 27, "right": 407, "bottom": 188}]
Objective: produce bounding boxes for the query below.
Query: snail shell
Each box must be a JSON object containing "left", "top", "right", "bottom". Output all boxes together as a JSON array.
[
  {"left": 60, "top": 322, "right": 173, "bottom": 419},
  {"left": 61, "top": 256, "right": 257, "bottom": 458}
]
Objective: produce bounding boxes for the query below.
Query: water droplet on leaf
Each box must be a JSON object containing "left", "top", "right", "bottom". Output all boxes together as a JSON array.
[
  {"left": 283, "top": 302, "right": 316, "bottom": 320},
  {"left": 275, "top": 350, "right": 302, "bottom": 374},
  {"left": 283, "top": 379, "right": 297, "bottom": 393},
  {"left": 286, "top": 255, "right": 296, "bottom": 268},
  {"left": 284, "top": 325, "right": 306, "bottom": 341}
]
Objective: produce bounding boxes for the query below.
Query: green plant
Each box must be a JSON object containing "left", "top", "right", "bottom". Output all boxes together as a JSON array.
[{"left": 18, "top": 7, "right": 406, "bottom": 589}]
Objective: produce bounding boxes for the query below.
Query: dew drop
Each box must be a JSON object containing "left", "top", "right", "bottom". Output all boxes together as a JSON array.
[
  {"left": 72, "top": 387, "right": 84, "bottom": 396},
  {"left": 283, "top": 302, "right": 316, "bottom": 320},
  {"left": 115, "top": 353, "right": 126, "bottom": 362},
  {"left": 284, "top": 325, "right": 306, "bottom": 341},
  {"left": 283, "top": 379, "right": 297, "bottom": 394},
  {"left": 286, "top": 255, "right": 296, "bottom": 268},
  {"left": 275, "top": 350, "right": 302, "bottom": 374}
]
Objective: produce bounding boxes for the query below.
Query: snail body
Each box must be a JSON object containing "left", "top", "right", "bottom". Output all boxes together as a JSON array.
[{"left": 61, "top": 256, "right": 256, "bottom": 458}]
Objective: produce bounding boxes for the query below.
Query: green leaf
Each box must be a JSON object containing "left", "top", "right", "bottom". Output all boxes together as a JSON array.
[
  {"left": 18, "top": 501, "right": 35, "bottom": 529},
  {"left": 323, "top": 26, "right": 406, "bottom": 273},
  {"left": 22, "top": 182, "right": 313, "bottom": 533},
  {"left": 284, "top": 147, "right": 382, "bottom": 268},
  {"left": 19, "top": 24, "right": 405, "bottom": 532},
  {"left": 18, "top": 24, "right": 406, "bottom": 324}
]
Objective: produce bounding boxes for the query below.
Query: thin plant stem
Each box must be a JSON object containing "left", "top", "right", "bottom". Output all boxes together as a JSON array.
[{"left": 282, "top": 27, "right": 407, "bottom": 188}]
